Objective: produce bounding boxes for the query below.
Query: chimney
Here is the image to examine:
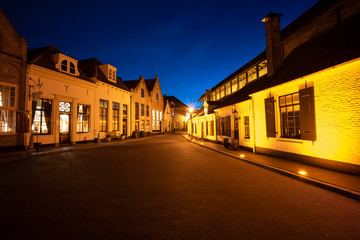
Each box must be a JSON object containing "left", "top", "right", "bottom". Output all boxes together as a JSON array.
[
  {"left": 155, "top": 75, "right": 159, "bottom": 81},
  {"left": 140, "top": 76, "right": 144, "bottom": 80},
  {"left": 205, "top": 89, "right": 212, "bottom": 101},
  {"left": 262, "top": 13, "right": 282, "bottom": 76}
]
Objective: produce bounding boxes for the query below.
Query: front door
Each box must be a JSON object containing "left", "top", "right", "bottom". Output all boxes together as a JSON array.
[
  {"left": 59, "top": 101, "right": 71, "bottom": 144},
  {"left": 59, "top": 113, "right": 70, "bottom": 144},
  {"left": 234, "top": 117, "right": 239, "bottom": 140}
]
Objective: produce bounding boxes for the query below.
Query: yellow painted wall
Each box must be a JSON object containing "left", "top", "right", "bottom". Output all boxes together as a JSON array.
[{"left": 252, "top": 59, "right": 360, "bottom": 165}]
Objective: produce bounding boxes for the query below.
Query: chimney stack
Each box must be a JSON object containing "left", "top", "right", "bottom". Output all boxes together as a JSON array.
[{"left": 262, "top": 13, "right": 282, "bottom": 76}]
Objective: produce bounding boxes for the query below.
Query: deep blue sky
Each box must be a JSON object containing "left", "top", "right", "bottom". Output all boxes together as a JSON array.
[{"left": 1, "top": 0, "right": 318, "bottom": 107}]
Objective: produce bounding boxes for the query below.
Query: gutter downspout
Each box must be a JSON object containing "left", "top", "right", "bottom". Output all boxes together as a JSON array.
[{"left": 251, "top": 96, "right": 256, "bottom": 153}]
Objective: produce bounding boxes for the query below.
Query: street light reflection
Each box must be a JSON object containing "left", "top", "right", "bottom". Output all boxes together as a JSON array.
[
  {"left": 298, "top": 170, "right": 307, "bottom": 175},
  {"left": 240, "top": 154, "right": 245, "bottom": 158}
]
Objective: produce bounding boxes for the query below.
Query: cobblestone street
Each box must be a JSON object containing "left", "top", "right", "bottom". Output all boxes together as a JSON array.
[{"left": 0, "top": 134, "right": 360, "bottom": 240}]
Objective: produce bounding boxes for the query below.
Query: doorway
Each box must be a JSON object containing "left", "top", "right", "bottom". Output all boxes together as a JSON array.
[
  {"left": 234, "top": 117, "right": 239, "bottom": 140},
  {"left": 59, "top": 101, "right": 71, "bottom": 144}
]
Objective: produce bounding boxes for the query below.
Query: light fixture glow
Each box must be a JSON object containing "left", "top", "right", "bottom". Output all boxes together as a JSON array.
[
  {"left": 201, "top": 142, "right": 204, "bottom": 145},
  {"left": 240, "top": 154, "right": 245, "bottom": 158},
  {"left": 298, "top": 171, "right": 307, "bottom": 175}
]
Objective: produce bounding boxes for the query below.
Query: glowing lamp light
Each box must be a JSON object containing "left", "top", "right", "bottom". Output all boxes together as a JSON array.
[
  {"left": 240, "top": 154, "right": 245, "bottom": 158},
  {"left": 189, "top": 107, "right": 194, "bottom": 113},
  {"left": 298, "top": 171, "right": 307, "bottom": 175},
  {"left": 191, "top": 139, "right": 194, "bottom": 142},
  {"left": 201, "top": 142, "right": 204, "bottom": 145}
]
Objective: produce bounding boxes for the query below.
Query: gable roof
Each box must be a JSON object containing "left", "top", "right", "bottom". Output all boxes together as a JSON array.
[
  {"left": 78, "top": 58, "right": 130, "bottom": 92},
  {"left": 145, "top": 78, "right": 157, "bottom": 92},
  {"left": 122, "top": 79, "right": 141, "bottom": 90},
  {"left": 163, "top": 95, "right": 188, "bottom": 108}
]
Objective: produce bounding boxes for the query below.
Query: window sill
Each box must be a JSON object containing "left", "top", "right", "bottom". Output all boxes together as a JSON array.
[{"left": 277, "top": 138, "right": 303, "bottom": 144}]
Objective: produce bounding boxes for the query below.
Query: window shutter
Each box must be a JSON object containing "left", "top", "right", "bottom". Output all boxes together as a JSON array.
[
  {"left": 299, "top": 87, "right": 316, "bottom": 141},
  {"left": 265, "top": 97, "right": 276, "bottom": 137}
]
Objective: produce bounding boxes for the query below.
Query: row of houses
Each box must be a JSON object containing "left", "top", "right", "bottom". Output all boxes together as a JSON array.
[
  {"left": 189, "top": 0, "right": 360, "bottom": 174},
  {"left": 0, "top": 7, "right": 188, "bottom": 148}
]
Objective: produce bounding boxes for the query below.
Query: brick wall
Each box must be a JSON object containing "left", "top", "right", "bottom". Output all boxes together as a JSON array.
[{"left": 282, "top": 0, "right": 360, "bottom": 59}]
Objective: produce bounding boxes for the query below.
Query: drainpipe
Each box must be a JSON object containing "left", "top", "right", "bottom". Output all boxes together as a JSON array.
[{"left": 251, "top": 96, "right": 256, "bottom": 153}]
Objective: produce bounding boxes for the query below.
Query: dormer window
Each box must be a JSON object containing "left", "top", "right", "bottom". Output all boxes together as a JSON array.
[
  {"left": 70, "top": 62, "right": 75, "bottom": 74},
  {"left": 61, "top": 60, "right": 67, "bottom": 71},
  {"left": 55, "top": 53, "right": 79, "bottom": 76}
]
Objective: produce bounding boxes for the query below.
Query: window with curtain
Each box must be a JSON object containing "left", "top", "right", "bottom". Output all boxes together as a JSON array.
[
  {"left": 77, "top": 104, "right": 89, "bottom": 133},
  {"left": 99, "top": 99, "right": 108, "bottom": 132},
  {"left": 31, "top": 99, "right": 52, "bottom": 134},
  {"left": 112, "top": 102, "right": 119, "bottom": 131},
  {"left": 0, "top": 84, "right": 16, "bottom": 133}
]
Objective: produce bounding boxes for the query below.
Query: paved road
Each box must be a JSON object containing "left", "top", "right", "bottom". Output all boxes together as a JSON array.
[{"left": 0, "top": 134, "right": 359, "bottom": 240}]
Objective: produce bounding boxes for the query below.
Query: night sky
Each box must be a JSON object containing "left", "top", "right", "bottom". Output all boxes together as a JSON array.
[{"left": 1, "top": 0, "right": 318, "bottom": 107}]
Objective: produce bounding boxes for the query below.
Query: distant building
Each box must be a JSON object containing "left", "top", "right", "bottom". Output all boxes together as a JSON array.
[
  {"left": 123, "top": 76, "right": 164, "bottom": 134},
  {"left": 190, "top": 0, "right": 360, "bottom": 174},
  {"left": 0, "top": 7, "right": 28, "bottom": 148},
  {"left": 163, "top": 95, "right": 188, "bottom": 132}
]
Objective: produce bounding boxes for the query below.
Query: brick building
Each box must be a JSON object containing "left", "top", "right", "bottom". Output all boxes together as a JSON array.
[
  {"left": 0, "top": 8, "right": 28, "bottom": 148},
  {"left": 190, "top": 0, "right": 360, "bottom": 174}
]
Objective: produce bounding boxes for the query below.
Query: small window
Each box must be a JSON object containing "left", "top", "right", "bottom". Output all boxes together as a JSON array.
[
  {"left": 258, "top": 60, "right": 267, "bottom": 77},
  {"left": 232, "top": 78, "right": 238, "bottom": 93},
  {"left": 141, "top": 88, "right": 144, "bottom": 98},
  {"left": 156, "top": 92, "right": 159, "bottom": 101},
  {"left": 141, "top": 104, "right": 144, "bottom": 116},
  {"left": 146, "top": 105, "right": 149, "bottom": 117},
  {"left": 244, "top": 116, "right": 250, "bottom": 139},
  {"left": 70, "top": 62, "right": 76, "bottom": 74},
  {"left": 61, "top": 60, "right": 67, "bottom": 71},
  {"left": 279, "top": 92, "right": 300, "bottom": 138},
  {"left": 248, "top": 66, "right": 257, "bottom": 82}
]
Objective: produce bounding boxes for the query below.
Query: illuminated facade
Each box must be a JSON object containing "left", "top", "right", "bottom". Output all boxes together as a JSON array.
[
  {"left": 123, "top": 76, "right": 164, "bottom": 134},
  {"left": 163, "top": 95, "right": 188, "bottom": 132},
  {"left": 0, "top": 7, "right": 28, "bottom": 148},
  {"left": 191, "top": 0, "right": 360, "bottom": 173},
  {"left": 26, "top": 46, "right": 132, "bottom": 146}
]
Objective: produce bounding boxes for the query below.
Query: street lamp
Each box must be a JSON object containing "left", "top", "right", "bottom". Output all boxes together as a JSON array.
[{"left": 189, "top": 107, "right": 194, "bottom": 139}]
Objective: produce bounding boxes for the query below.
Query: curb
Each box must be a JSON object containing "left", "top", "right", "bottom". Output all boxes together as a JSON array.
[{"left": 183, "top": 135, "right": 360, "bottom": 201}]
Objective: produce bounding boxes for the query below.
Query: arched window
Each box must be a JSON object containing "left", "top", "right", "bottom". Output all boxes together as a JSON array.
[
  {"left": 70, "top": 62, "right": 75, "bottom": 74},
  {"left": 61, "top": 60, "right": 67, "bottom": 71}
]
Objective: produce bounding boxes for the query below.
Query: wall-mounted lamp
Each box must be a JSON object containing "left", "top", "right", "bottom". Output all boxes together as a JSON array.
[{"left": 29, "top": 77, "right": 43, "bottom": 100}]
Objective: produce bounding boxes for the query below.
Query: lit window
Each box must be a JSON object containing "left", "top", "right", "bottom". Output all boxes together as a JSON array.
[
  {"left": 232, "top": 78, "right": 238, "bottom": 93},
  {"left": 226, "top": 82, "right": 231, "bottom": 95},
  {"left": 220, "top": 86, "right": 225, "bottom": 98},
  {"left": 244, "top": 116, "right": 250, "bottom": 139},
  {"left": 258, "top": 60, "right": 267, "bottom": 77},
  {"left": 99, "top": 99, "right": 108, "bottom": 132},
  {"left": 248, "top": 66, "right": 257, "bottom": 82},
  {"left": 239, "top": 74, "right": 246, "bottom": 89},
  {"left": 31, "top": 99, "right": 52, "bottom": 134},
  {"left": 279, "top": 92, "right": 300, "bottom": 138},
  {"left": 113, "top": 102, "right": 119, "bottom": 131},
  {"left": 77, "top": 104, "right": 90, "bottom": 133}
]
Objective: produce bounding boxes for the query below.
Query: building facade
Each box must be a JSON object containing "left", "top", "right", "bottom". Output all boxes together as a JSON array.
[
  {"left": 26, "top": 46, "right": 132, "bottom": 146},
  {"left": 123, "top": 76, "right": 164, "bottom": 135},
  {"left": 0, "top": 8, "right": 28, "bottom": 148},
  {"left": 164, "top": 95, "right": 188, "bottom": 132},
  {"left": 190, "top": 0, "right": 360, "bottom": 174}
]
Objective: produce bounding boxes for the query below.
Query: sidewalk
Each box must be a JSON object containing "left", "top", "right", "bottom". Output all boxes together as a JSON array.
[{"left": 183, "top": 135, "right": 360, "bottom": 201}]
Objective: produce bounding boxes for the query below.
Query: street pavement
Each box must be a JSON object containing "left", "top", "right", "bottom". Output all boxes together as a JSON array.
[{"left": 0, "top": 134, "right": 360, "bottom": 239}]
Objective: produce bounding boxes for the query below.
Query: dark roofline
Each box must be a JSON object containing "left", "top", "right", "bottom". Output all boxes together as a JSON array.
[
  {"left": 211, "top": 51, "right": 266, "bottom": 90},
  {"left": 280, "top": 0, "right": 341, "bottom": 39}
]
